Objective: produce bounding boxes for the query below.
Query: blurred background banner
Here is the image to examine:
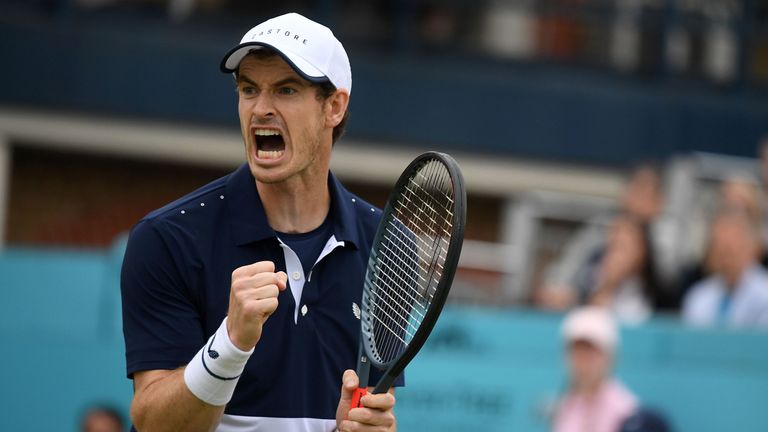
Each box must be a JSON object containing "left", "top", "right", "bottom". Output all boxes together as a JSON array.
[
  {"left": 2, "top": 242, "right": 768, "bottom": 430},
  {"left": 1, "top": 0, "right": 768, "bottom": 431}
]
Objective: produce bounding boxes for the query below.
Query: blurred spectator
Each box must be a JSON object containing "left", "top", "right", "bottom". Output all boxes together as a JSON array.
[
  {"left": 227, "top": 0, "right": 308, "bottom": 18},
  {"left": 554, "top": 307, "right": 638, "bottom": 432},
  {"left": 716, "top": 174, "right": 765, "bottom": 263},
  {"left": 537, "top": 0, "right": 585, "bottom": 62},
  {"left": 537, "top": 164, "right": 675, "bottom": 320},
  {"left": 417, "top": 4, "right": 464, "bottom": 49},
  {"left": 682, "top": 209, "right": 768, "bottom": 328},
  {"left": 588, "top": 215, "right": 660, "bottom": 324},
  {"left": 674, "top": 174, "right": 766, "bottom": 303},
  {"left": 74, "top": 0, "right": 229, "bottom": 21},
  {"left": 80, "top": 405, "right": 125, "bottom": 432},
  {"left": 481, "top": 0, "right": 536, "bottom": 59},
  {"left": 758, "top": 137, "right": 768, "bottom": 251},
  {"left": 623, "top": 165, "right": 664, "bottom": 222}
]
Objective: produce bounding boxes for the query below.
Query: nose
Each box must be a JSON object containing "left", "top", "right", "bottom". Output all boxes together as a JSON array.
[{"left": 251, "top": 92, "right": 275, "bottom": 121}]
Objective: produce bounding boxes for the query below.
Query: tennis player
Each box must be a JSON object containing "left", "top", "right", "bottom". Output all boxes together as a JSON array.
[{"left": 121, "top": 13, "right": 402, "bottom": 431}]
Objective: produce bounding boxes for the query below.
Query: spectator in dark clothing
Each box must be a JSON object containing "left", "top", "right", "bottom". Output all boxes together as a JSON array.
[
  {"left": 537, "top": 164, "right": 672, "bottom": 317},
  {"left": 583, "top": 215, "right": 666, "bottom": 324},
  {"left": 620, "top": 407, "right": 673, "bottom": 432}
]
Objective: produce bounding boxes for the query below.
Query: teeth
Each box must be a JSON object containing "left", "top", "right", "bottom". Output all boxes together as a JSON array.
[
  {"left": 257, "top": 149, "right": 284, "bottom": 160},
  {"left": 254, "top": 129, "right": 281, "bottom": 136}
]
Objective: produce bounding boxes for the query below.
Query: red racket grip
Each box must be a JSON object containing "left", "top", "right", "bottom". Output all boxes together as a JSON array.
[{"left": 350, "top": 387, "right": 368, "bottom": 409}]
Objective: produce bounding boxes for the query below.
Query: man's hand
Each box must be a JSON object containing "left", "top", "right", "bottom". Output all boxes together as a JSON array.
[
  {"left": 227, "top": 261, "right": 287, "bottom": 351},
  {"left": 336, "top": 370, "right": 396, "bottom": 432}
]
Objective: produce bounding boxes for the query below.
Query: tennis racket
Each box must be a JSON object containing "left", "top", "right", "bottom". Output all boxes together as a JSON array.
[{"left": 350, "top": 151, "right": 466, "bottom": 409}]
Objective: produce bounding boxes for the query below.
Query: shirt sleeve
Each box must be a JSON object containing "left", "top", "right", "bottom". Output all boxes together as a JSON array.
[{"left": 121, "top": 218, "right": 205, "bottom": 378}]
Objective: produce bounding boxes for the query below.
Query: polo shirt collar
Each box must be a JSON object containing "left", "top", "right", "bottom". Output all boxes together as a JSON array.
[
  {"left": 226, "top": 164, "right": 275, "bottom": 246},
  {"left": 328, "top": 172, "right": 361, "bottom": 249},
  {"left": 226, "top": 163, "right": 361, "bottom": 249}
]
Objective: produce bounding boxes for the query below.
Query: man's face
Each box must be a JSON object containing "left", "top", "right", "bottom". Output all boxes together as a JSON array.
[
  {"left": 707, "top": 215, "right": 756, "bottom": 276},
  {"left": 567, "top": 339, "right": 610, "bottom": 391},
  {"left": 236, "top": 54, "right": 332, "bottom": 184},
  {"left": 622, "top": 167, "right": 662, "bottom": 222},
  {"left": 603, "top": 217, "right": 645, "bottom": 277},
  {"left": 720, "top": 179, "right": 759, "bottom": 218}
]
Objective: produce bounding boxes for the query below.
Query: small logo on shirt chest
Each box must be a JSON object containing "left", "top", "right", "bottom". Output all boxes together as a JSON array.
[{"left": 352, "top": 302, "right": 361, "bottom": 320}]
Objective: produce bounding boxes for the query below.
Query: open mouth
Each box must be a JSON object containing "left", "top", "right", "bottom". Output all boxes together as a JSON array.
[{"left": 253, "top": 128, "right": 285, "bottom": 160}]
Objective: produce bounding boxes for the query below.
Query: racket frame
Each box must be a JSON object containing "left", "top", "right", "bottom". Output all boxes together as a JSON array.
[{"left": 354, "top": 151, "right": 466, "bottom": 399}]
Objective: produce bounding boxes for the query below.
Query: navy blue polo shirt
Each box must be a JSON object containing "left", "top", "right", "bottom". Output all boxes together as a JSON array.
[{"left": 121, "top": 163, "right": 403, "bottom": 430}]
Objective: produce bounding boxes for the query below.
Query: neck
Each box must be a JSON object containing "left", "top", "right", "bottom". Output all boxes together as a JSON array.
[
  {"left": 257, "top": 168, "right": 331, "bottom": 234},
  {"left": 573, "top": 378, "right": 604, "bottom": 397},
  {"left": 723, "top": 262, "right": 751, "bottom": 288}
]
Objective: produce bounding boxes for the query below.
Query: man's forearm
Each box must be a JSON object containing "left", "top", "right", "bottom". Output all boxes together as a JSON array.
[
  {"left": 131, "top": 368, "right": 225, "bottom": 432},
  {"left": 131, "top": 317, "right": 255, "bottom": 431}
]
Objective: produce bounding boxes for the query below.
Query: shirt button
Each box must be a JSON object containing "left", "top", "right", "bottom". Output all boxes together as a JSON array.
[
  {"left": 292, "top": 271, "right": 301, "bottom": 281},
  {"left": 301, "top": 305, "right": 308, "bottom": 316}
]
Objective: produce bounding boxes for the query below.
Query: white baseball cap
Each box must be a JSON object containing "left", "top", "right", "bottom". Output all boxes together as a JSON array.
[
  {"left": 220, "top": 13, "right": 352, "bottom": 94},
  {"left": 561, "top": 306, "right": 619, "bottom": 353}
]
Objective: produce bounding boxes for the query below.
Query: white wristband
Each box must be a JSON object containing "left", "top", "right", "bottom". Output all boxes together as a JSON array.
[{"left": 184, "top": 317, "right": 253, "bottom": 406}]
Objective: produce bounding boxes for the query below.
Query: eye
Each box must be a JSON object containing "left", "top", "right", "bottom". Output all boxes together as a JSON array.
[
  {"left": 277, "top": 87, "right": 297, "bottom": 96},
  {"left": 240, "top": 85, "right": 257, "bottom": 97}
]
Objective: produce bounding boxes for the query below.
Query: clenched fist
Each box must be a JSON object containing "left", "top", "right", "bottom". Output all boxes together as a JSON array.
[{"left": 227, "top": 261, "right": 287, "bottom": 351}]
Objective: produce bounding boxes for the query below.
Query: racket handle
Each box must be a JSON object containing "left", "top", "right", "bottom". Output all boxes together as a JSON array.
[{"left": 350, "top": 387, "right": 368, "bottom": 409}]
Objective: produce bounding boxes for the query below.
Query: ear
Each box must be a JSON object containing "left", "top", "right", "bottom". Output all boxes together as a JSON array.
[{"left": 324, "top": 89, "right": 350, "bottom": 128}]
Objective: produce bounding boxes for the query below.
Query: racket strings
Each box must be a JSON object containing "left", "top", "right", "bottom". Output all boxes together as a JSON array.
[
  {"left": 365, "top": 159, "right": 456, "bottom": 364},
  {"left": 372, "top": 255, "right": 427, "bottom": 321},
  {"left": 390, "top": 205, "right": 450, "bottom": 270},
  {"left": 399, "top": 184, "right": 454, "bottom": 241},
  {"left": 382, "top": 216, "right": 444, "bottom": 300}
]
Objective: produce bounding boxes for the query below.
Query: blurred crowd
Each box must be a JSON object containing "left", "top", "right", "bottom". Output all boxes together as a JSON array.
[
  {"left": 536, "top": 138, "right": 768, "bottom": 330},
  {"left": 27, "top": 0, "right": 768, "bottom": 86},
  {"left": 543, "top": 141, "right": 768, "bottom": 431},
  {"left": 540, "top": 145, "right": 768, "bottom": 431}
]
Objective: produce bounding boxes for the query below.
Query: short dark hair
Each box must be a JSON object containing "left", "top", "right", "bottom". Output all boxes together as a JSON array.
[
  {"left": 236, "top": 49, "right": 349, "bottom": 144},
  {"left": 79, "top": 405, "right": 125, "bottom": 432},
  {"left": 313, "top": 79, "right": 349, "bottom": 144}
]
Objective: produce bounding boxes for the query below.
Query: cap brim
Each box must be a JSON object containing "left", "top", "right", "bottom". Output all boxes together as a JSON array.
[
  {"left": 219, "top": 41, "right": 329, "bottom": 85},
  {"left": 565, "top": 331, "right": 612, "bottom": 352}
]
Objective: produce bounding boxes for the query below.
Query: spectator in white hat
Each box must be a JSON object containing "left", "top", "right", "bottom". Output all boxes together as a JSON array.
[{"left": 553, "top": 307, "right": 638, "bottom": 432}]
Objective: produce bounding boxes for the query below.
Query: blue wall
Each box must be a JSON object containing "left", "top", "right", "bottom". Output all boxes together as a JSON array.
[
  {"left": 397, "top": 308, "right": 768, "bottom": 431},
  {"left": 1, "top": 10, "right": 767, "bottom": 165},
  {"left": 1, "top": 244, "right": 767, "bottom": 431},
  {"left": 0, "top": 245, "right": 131, "bottom": 431}
]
